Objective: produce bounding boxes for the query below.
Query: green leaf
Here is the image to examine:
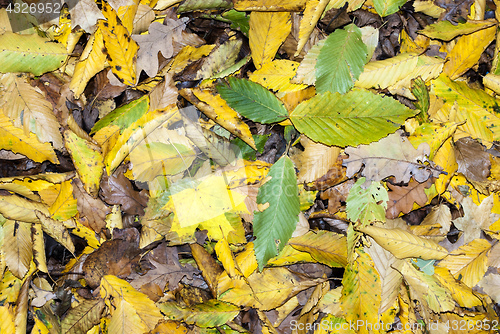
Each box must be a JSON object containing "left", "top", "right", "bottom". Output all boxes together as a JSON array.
[
  {"left": 373, "top": 0, "right": 408, "bottom": 17},
  {"left": 158, "top": 299, "right": 240, "bottom": 327},
  {"left": 217, "top": 77, "right": 288, "bottom": 124},
  {"left": 346, "top": 177, "right": 388, "bottom": 225},
  {"left": 411, "top": 77, "right": 430, "bottom": 123},
  {"left": 222, "top": 10, "right": 250, "bottom": 36},
  {"left": 232, "top": 134, "right": 269, "bottom": 160},
  {"left": 177, "top": 0, "right": 232, "bottom": 12},
  {"left": 289, "top": 89, "right": 417, "bottom": 147},
  {"left": 0, "top": 32, "right": 68, "bottom": 76},
  {"left": 253, "top": 156, "right": 300, "bottom": 270},
  {"left": 315, "top": 23, "right": 367, "bottom": 94},
  {"left": 90, "top": 96, "right": 149, "bottom": 134}
]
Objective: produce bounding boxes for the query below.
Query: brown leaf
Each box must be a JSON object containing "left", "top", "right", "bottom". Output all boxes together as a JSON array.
[
  {"left": 386, "top": 178, "right": 433, "bottom": 219},
  {"left": 82, "top": 238, "right": 161, "bottom": 288},
  {"left": 83, "top": 239, "right": 139, "bottom": 288},
  {"left": 454, "top": 137, "right": 491, "bottom": 183},
  {"left": 129, "top": 243, "right": 200, "bottom": 294},
  {"left": 100, "top": 172, "right": 148, "bottom": 216},
  {"left": 73, "top": 178, "right": 109, "bottom": 233},
  {"left": 320, "top": 179, "right": 355, "bottom": 214},
  {"left": 190, "top": 243, "right": 223, "bottom": 297}
]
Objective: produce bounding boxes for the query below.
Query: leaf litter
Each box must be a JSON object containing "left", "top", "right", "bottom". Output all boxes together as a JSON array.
[{"left": 1, "top": 0, "right": 500, "bottom": 332}]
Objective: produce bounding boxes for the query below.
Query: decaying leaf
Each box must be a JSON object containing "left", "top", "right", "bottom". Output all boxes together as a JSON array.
[{"left": 344, "top": 131, "right": 441, "bottom": 183}]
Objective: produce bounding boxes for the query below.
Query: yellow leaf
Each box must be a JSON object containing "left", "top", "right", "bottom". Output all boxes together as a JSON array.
[
  {"left": 180, "top": 87, "right": 256, "bottom": 149},
  {"left": 326, "top": 0, "right": 365, "bottom": 12},
  {"left": 70, "top": 30, "right": 107, "bottom": 98},
  {"left": 65, "top": 130, "right": 104, "bottom": 198},
  {"left": 288, "top": 230, "right": 348, "bottom": 267},
  {"left": 48, "top": 181, "right": 78, "bottom": 221},
  {"left": 434, "top": 267, "right": 482, "bottom": 308},
  {"left": 0, "top": 74, "right": 63, "bottom": 149},
  {"left": 164, "top": 174, "right": 248, "bottom": 228},
  {"left": 408, "top": 121, "right": 459, "bottom": 159},
  {"left": 105, "top": 105, "right": 181, "bottom": 174},
  {"left": 386, "top": 55, "right": 444, "bottom": 99},
  {"left": 35, "top": 212, "right": 76, "bottom": 255},
  {"left": 443, "top": 25, "right": 496, "bottom": 79},
  {"left": 430, "top": 75, "right": 500, "bottom": 147},
  {"left": 93, "top": 124, "right": 121, "bottom": 158},
  {"left": 266, "top": 244, "right": 316, "bottom": 266},
  {"left": 215, "top": 238, "right": 239, "bottom": 278},
  {"left": 0, "top": 112, "right": 58, "bottom": 164},
  {"left": 117, "top": 0, "right": 140, "bottom": 33},
  {"left": 437, "top": 239, "right": 491, "bottom": 288},
  {"left": 3, "top": 220, "right": 32, "bottom": 279},
  {"left": 32, "top": 224, "right": 48, "bottom": 273},
  {"left": 365, "top": 240, "right": 404, "bottom": 315},
  {"left": 355, "top": 53, "right": 419, "bottom": 90},
  {"left": 290, "top": 135, "right": 341, "bottom": 183},
  {"left": 0, "top": 194, "right": 49, "bottom": 223},
  {"left": 357, "top": 225, "right": 448, "bottom": 260},
  {"left": 340, "top": 248, "right": 381, "bottom": 334},
  {"left": 234, "top": 0, "right": 306, "bottom": 11},
  {"left": 249, "top": 11, "right": 292, "bottom": 69},
  {"left": 164, "top": 44, "right": 215, "bottom": 75},
  {"left": 399, "top": 29, "right": 428, "bottom": 54},
  {"left": 248, "top": 59, "right": 308, "bottom": 93},
  {"left": 433, "top": 138, "right": 458, "bottom": 194},
  {"left": 128, "top": 129, "right": 197, "bottom": 182},
  {"left": 0, "top": 306, "right": 15, "bottom": 333},
  {"left": 100, "top": 275, "right": 163, "bottom": 332},
  {"left": 396, "top": 260, "right": 455, "bottom": 313},
  {"left": 295, "top": 0, "right": 329, "bottom": 56},
  {"left": 98, "top": 2, "right": 138, "bottom": 86},
  {"left": 218, "top": 267, "right": 323, "bottom": 310}
]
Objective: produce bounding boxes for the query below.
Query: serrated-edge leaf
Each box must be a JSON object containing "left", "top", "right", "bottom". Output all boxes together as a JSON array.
[
  {"left": 64, "top": 130, "right": 104, "bottom": 197},
  {"left": 437, "top": 238, "right": 491, "bottom": 288},
  {"left": 288, "top": 230, "right": 347, "bottom": 267},
  {"left": 158, "top": 300, "right": 239, "bottom": 327},
  {"left": 355, "top": 53, "right": 419, "bottom": 90},
  {"left": 218, "top": 77, "right": 288, "bottom": 124},
  {"left": 60, "top": 299, "right": 105, "bottom": 333},
  {"left": 290, "top": 89, "right": 416, "bottom": 147},
  {"left": 373, "top": 0, "right": 408, "bottom": 16},
  {"left": 249, "top": 11, "right": 291, "bottom": 69},
  {"left": 99, "top": 2, "right": 138, "bottom": 85},
  {"left": 248, "top": 59, "right": 307, "bottom": 93},
  {"left": 4, "top": 220, "right": 32, "bottom": 279},
  {"left": 418, "top": 19, "right": 497, "bottom": 41},
  {"left": 69, "top": 30, "right": 107, "bottom": 99},
  {"left": 340, "top": 248, "right": 381, "bottom": 329},
  {"left": 91, "top": 95, "right": 149, "bottom": 134},
  {"left": 0, "top": 32, "right": 68, "bottom": 75},
  {"left": 0, "top": 113, "right": 58, "bottom": 164},
  {"left": 253, "top": 156, "right": 300, "bottom": 270},
  {"left": 292, "top": 39, "right": 325, "bottom": 86},
  {"left": 316, "top": 23, "right": 367, "bottom": 94},
  {"left": 358, "top": 225, "right": 448, "bottom": 260},
  {"left": 443, "top": 25, "right": 496, "bottom": 80},
  {"left": 346, "top": 178, "right": 388, "bottom": 224},
  {"left": 295, "top": 0, "right": 329, "bottom": 56}
]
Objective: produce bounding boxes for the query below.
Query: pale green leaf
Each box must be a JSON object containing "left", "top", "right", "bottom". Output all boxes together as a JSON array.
[
  {"left": 289, "top": 89, "right": 416, "bottom": 147},
  {"left": 0, "top": 32, "right": 68, "bottom": 75},
  {"left": 346, "top": 177, "right": 388, "bottom": 225},
  {"left": 253, "top": 156, "right": 300, "bottom": 270},
  {"left": 157, "top": 300, "right": 239, "bottom": 327},
  {"left": 315, "top": 23, "right": 367, "bottom": 94},
  {"left": 373, "top": 0, "right": 407, "bottom": 17}
]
